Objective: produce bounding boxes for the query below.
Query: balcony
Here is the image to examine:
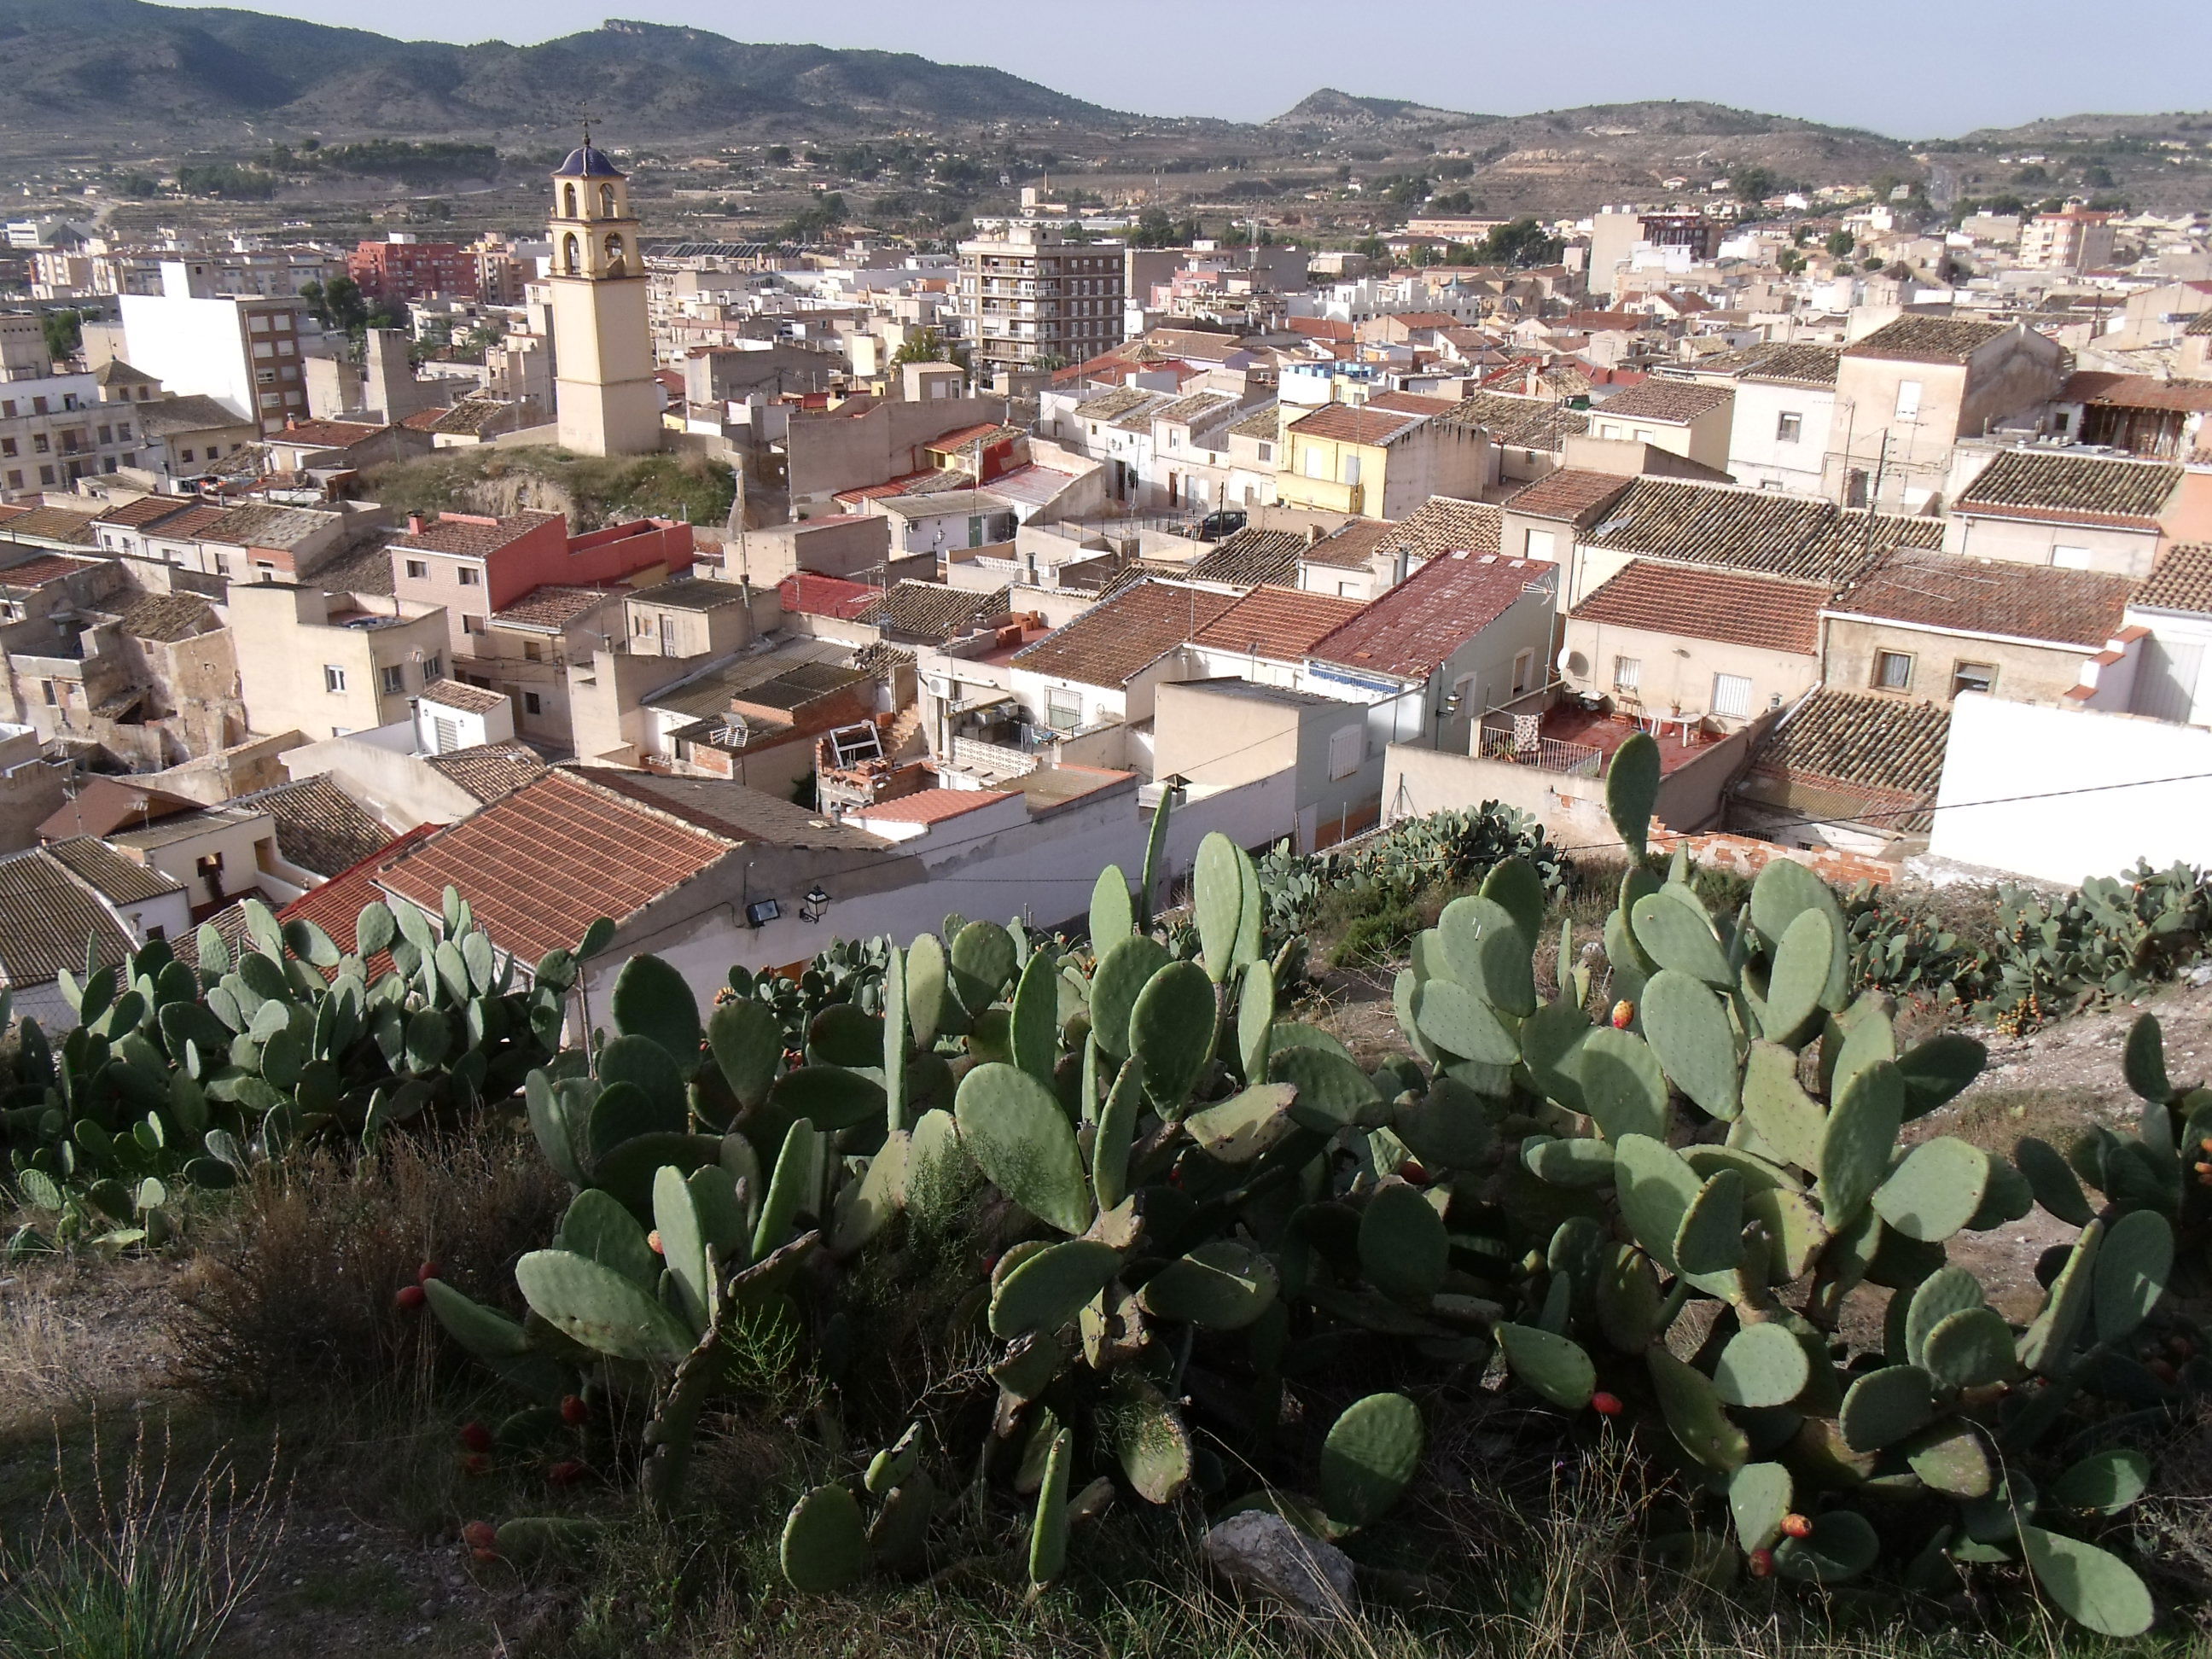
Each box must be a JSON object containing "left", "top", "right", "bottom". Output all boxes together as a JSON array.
[
  {"left": 1275, "top": 474, "right": 1364, "bottom": 515},
  {"left": 1476, "top": 719, "right": 1603, "bottom": 777}
]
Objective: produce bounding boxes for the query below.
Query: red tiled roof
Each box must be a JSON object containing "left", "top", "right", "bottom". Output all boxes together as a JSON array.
[
  {"left": 1572, "top": 561, "right": 1827, "bottom": 655},
  {"left": 277, "top": 824, "right": 439, "bottom": 975},
  {"left": 492, "top": 584, "right": 618, "bottom": 631},
  {"left": 399, "top": 406, "right": 451, "bottom": 431},
  {"left": 1590, "top": 378, "right": 1733, "bottom": 424},
  {"left": 1288, "top": 317, "right": 1355, "bottom": 341},
  {"left": 0, "top": 553, "right": 95, "bottom": 591},
  {"left": 1363, "top": 391, "right": 1458, "bottom": 416},
  {"left": 1826, "top": 547, "right": 2131, "bottom": 647},
  {"left": 1310, "top": 553, "right": 1554, "bottom": 680},
  {"left": 853, "top": 788, "right": 1015, "bottom": 824},
  {"left": 392, "top": 510, "right": 564, "bottom": 557},
  {"left": 1011, "top": 580, "right": 1240, "bottom": 688},
  {"left": 375, "top": 770, "right": 736, "bottom": 964},
  {"left": 91, "top": 496, "right": 199, "bottom": 529},
  {"left": 780, "top": 573, "right": 881, "bottom": 620},
  {"left": 2060, "top": 371, "right": 2212, "bottom": 413},
  {"left": 1289, "top": 404, "right": 1429, "bottom": 445},
  {"left": 37, "top": 776, "right": 201, "bottom": 841},
  {"left": 1192, "top": 586, "right": 1365, "bottom": 661},
  {"left": 1505, "top": 469, "right": 1635, "bottom": 524},
  {"left": 272, "top": 419, "right": 387, "bottom": 449}
]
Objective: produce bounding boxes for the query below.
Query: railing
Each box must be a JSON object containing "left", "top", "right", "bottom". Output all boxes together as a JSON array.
[{"left": 1475, "top": 721, "right": 1604, "bottom": 777}]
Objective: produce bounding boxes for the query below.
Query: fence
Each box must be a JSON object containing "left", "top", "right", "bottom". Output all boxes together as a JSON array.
[{"left": 1475, "top": 719, "right": 1604, "bottom": 777}]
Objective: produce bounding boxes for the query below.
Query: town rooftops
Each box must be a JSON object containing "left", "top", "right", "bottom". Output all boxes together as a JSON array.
[
  {"left": 1580, "top": 478, "right": 1916, "bottom": 584},
  {"left": 1740, "top": 687, "right": 1953, "bottom": 834},
  {"left": 119, "top": 592, "right": 219, "bottom": 643},
  {"left": 1229, "top": 405, "right": 1282, "bottom": 440},
  {"left": 392, "top": 510, "right": 563, "bottom": 558},
  {"left": 0, "top": 505, "right": 99, "bottom": 546},
  {"left": 1729, "top": 343, "right": 1842, "bottom": 386},
  {"left": 1309, "top": 552, "right": 1552, "bottom": 681},
  {"left": 1141, "top": 392, "right": 1237, "bottom": 429},
  {"left": 424, "top": 742, "right": 549, "bottom": 804},
  {"left": 2132, "top": 543, "right": 2212, "bottom": 615},
  {"left": 1827, "top": 547, "right": 2133, "bottom": 649},
  {"left": 1844, "top": 316, "right": 2013, "bottom": 363},
  {"left": 375, "top": 765, "right": 880, "bottom": 963},
  {"left": 492, "top": 585, "right": 619, "bottom": 632},
  {"left": 271, "top": 419, "right": 387, "bottom": 451},
  {"left": 199, "top": 503, "right": 329, "bottom": 549},
  {"left": 1573, "top": 562, "right": 1829, "bottom": 656},
  {"left": 1287, "top": 403, "right": 1432, "bottom": 446},
  {"left": 1363, "top": 391, "right": 1459, "bottom": 416},
  {"left": 38, "top": 775, "right": 201, "bottom": 841},
  {"left": 1391, "top": 495, "right": 1504, "bottom": 562},
  {"left": 1075, "top": 386, "right": 1166, "bottom": 424},
  {"left": 106, "top": 800, "right": 267, "bottom": 854},
  {"left": 92, "top": 496, "right": 201, "bottom": 531},
  {"left": 1953, "top": 450, "right": 2183, "bottom": 529},
  {"left": 1011, "top": 579, "right": 1239, "bottom": 689},
  {"left": 136, "top": 394, "right": 248, "bottom": 436},
  {"left": 1186, "top": 527, "right": 1308, "bottom": 589},
  {"left": 1590, "top": 378, "right": 1733, "bottom": 424},
  {"left": 1437, "top": 392, "right": 1589, "bottom": 449},
  {"left": 864, "top": 580, "right": 1011, "bottom": 643},
  {"left": 0, "top": 551, "right": 97, "bottom": 591},
  {"left": 850, "top": 787, "right": 1016, "bottom": 825},
  {"left": 421, "top": 678, "right": 512, "bottom": 716},
  {"left": 234, "top": 773, "right": 392, "bottom": 878},
  {"left": 277, "top": 824, "right": 439, "bottom": 969},
  {"left": 1192, "top": 585, "right": 1365, "bottom": 661},
  {"left": 631, "top": 577, "right": 751, "bottom": 612},
  {"left": 138, "top": 504, "right": 233, "bottom": 544},
  {"left": 1505, "top": 468, "right": 1634, "bottom": 526},
  {"left": 0, "top": 845, "right": 137, "bottom": 987},
  {"left": 2188, "top": 312, "right": 2212, "bottom": 338},
  {"left": 2059, "top": 371, "right": 2212, "bottom": 413}
]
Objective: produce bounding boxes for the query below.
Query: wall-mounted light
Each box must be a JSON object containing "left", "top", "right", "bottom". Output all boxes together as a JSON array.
[
  {"left": 744, "top": 898, "right": 780, "bottom": 928},
  {"left": 800, "top": 884, "right": 831, "bottom": 925}
]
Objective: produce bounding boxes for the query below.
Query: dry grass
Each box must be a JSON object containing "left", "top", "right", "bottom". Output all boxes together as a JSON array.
[{"left": 172, "top": 1123, "right": 566, "bottom": 1406}]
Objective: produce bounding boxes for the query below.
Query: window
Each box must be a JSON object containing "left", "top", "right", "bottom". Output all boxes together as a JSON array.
[
  {"left": 1712, "top": 673, "right": 1753, "bottom": 719},
  {"left": 1512, "top": 649, "right": 1536, "bottom": 697},
  {"left": 180, "top": 447, "right": 195, "bottom": 463},
  {"left": 523, "top": 691, "right": 543, "bottom": 715},
  {"left": 32, "top": 433, "right": 47, "bottom": 453},
  {"left": 1894, "top": 379, "right": 1922, "bottom": 421},
  {"left": 523, "top": 640, "right": 544, "bottom": 662},
  {"left": 0, "top": 439, "right": 13, "bottom": 457},
  {"left": 323, "top": 665, "right": 347, "bottom": 694},
  {"left": 422, "top": 653, "right": 442, "bottom": 681},
  {"left": 405, "top": 558, "right": 428, "bottom": 579},
  {"left": 562, "top": 233, "right": 580, "bottom": 275},
  {"left": 457, "top": 566, "right": 480, "bottom": 586},
  {"left": 1613, "top": 656, "right": 1641, "bottom": 694},
  {"left": 1045, "top": 686, "right": 1082, "bottom": 731},
  {"left": 1255, "top": 441, "right": 1272, "bottom": 463},
  {"left": 96, "top": 425, "right": 109, "bottom": 444},
  {"left": 1775, "top": 411, "right": 1802, "bottom": 444},
  {"left": 1341, "top": 453, "right": 1361, "bottom": 487},
  {"left": 463, "top": 614, "right": 486, "bottom": 636},
  {"left": 431, "top": 714, "right": 459, "bottom": 752},
  {"left": 2052, "top": 544, "right": 2092, "bottom": 570},
  {"left": 1524, "top": 527, "right": 1556, "bottom": 561},
  {"left": 1327, "top": 721, "right": 1362, "bottom": 780},
  {"left": 41, "top": 680, "right": 55, "bottom": 705},
  {"left": 116, "top": 423, "right": 129, "bottom": 439},
  {"left": 381, "top": 664, "right": 405, "bottom": 696},
  {"left": 1873, "top": 650, "right": 1913, "bottom": 691},
  {"left": 1952, "top": 661, "right": 1996, "bottom": 697},
  {"left": 1302, "top": 445, "right": 1329, "bottom": 480},
  {"left": 37, "top": 465, "right": 53, "bottom": 485}
]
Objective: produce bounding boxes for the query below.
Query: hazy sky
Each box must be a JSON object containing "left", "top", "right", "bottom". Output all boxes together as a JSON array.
[{"left": 191, "top": 0, "right": 2210, "bottom": 138}]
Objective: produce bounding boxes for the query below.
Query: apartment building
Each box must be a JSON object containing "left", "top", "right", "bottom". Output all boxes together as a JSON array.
[
  {"left": 955, "top": 224, "right": 1126, "bottom": 382},
  {"left": 0, "top": 373, "right": 144, "bottom": 493},
  {"left": 117, "top": 261, "right": 314, "bottom": 434},
  {"left": 2018, "top": 207, "right": 2117, "bottom": 272},
  {"left": 348, "top": 236, "right": 480, "bottom": 307},
  {"left": 228, "top": 582, "right": 451, "bottom": 741}
]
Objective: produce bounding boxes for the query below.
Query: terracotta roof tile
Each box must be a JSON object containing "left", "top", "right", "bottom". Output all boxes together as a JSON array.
[
  {"left": 278, "top": 824, "right": 439, "bottom": 974},
  {"left": 1011, "top": 580, "right": 1239, "bottom": 688},
  {"left": 1953, "top": 451, "right": 2182, "bottom": 529},
  {"left": 862, "top": 580, "right": 1010, "bottom": 643},
  {"left": 1075, "top": 386, "right": 1164, "bottom": 423},
  {"left": 492, "top": 584, "right": 618, "bottom": 631},
  {"left": 1591, "top": 378, "right": 1733, "bottom": 424},
  {"left": 1732, "top": 343, "right": 1841, "bottom": 385},
  {"left": 0, "top": 553, "right": 97, "bottom": 591},
  {"left": 2059, "top": 372, "right": 2212, "bottom": 413},
  {"left": 1828, "top": 548, "right": 2131, "bottom": 648},
  {"left": 422, "top": 742, "right": 547, "bottom": 803},
  {"left": 1302, "top": 517, "right": 1403, "bottom": 570},
  {"left": 1437, "top": 392, "right": 1589, "bottom": 449},
  {"left": 1581, "top": 479, "right": 1883, "bottom": 581},
  {"left": 1310, "top": 553, "right": 1554, "bottom": 681},
  {"left": 1192, "top": 586, "right": 1365, "bottom": 661},
  {"left": 1186, "top": 527, "right": 1307, "bottom": 588},
  {"left": 1229, "top": 404, "right": 1282, "bottom": 439},
  {"left": 0, "top": 507, "right": 99, "bottom": 546},
  {"left": 1288, "top": 403, "right": 1429, "bottom": 445},
  {"left": 1844, "top": 316, "right": 2011, "bottom": 363},
  {"left": 1747, "top": 688, "right": 1952, "bottom": 832},
  {"left": 391, "top": 511, "right": 563, "bottom": 558},
  {"left": 1505, "top": 469, "right": 1634, "bottom": 526},
  {"left": 273, "top": 419, "right": 388, "bottom": 450},
  {"left": 0, "top": 847, "right": 137, "bottom": 987},
  {"left": 2132, "top": 543, "right": 2212, "bottom": 615},
  {"left": 43, "top": 836, "right": 183, "bottom": 905},
  {"left": 1573, "top": 562, "right": 1827, "bottom": 655},
  {"left": 1364, "top": 391, "right": 1458, "bottom": 416},
  {"left": 1393, "top": 496, "right": 1503, "bottom": 560},
  {"left": 37, "top": 776, "right": 200, "bottom": 841},
  {"left": 421, "top": 678, "right": 510, "bottom": 716},
  {"left": 119, "top": 592, "right": 219, "bottom": 643},
  {"left": 92, "top": 496, "right": 200, "bottom": 530},
  {"left": 236, "top": 774, "right": 393, "bottom": 877},
  {"left": 853, "top": 788, "right": 1015, "bottom": 824}
]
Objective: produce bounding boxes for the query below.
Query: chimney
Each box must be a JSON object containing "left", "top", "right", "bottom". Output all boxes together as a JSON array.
[
  {"left": 1307, "top": 524, "right": 1321, "bottom": 546},
  {"left": 407, "top": 512, "right": 427, "bottom": 534}
]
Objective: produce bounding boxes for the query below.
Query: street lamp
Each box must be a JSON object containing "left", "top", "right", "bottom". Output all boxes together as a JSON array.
[
  {"left": 800, "top": 884, "right": 832, "bottom": 925},
  {"left": 1432, "top": 690, "right": 1462, "bottom": 749}
]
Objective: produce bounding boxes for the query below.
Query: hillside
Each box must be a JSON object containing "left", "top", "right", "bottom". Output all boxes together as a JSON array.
[{"left": 0, "top": 1, "right": 1121, "bottom": 141}]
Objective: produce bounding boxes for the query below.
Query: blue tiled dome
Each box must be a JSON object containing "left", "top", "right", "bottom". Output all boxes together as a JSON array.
[{"left": 554, "top": 145, "right": 624, "bottom": 179}]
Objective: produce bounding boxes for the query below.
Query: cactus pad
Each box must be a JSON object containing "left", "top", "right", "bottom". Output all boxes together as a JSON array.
[
  {"left": 2092, "top": 1209, "right": 2174, "bottom": 1345},
  {"left": 1269, "top": 1042, "right": 1382, "bottom": 1132},
  {"left": 990, "top": 1238, "right": 1124, "bottom": 1338},
  {"left": 1091, "top": 934, "right": 1171, "bottom": 1059},
  {"left": 1318, "top": 1391, "right": 1424, "bottom": 1527},
  {"left": 1524, "top": 1136, "right": 1617, "bottom": 1188},
  {"left": 949, "top": 920, "right": 1019, "bottom": 1015},
  {"left": 1106, "top": 1374, "right": 1193, "bottom": 1505},
  {"left": 1359, "top": 1182, "right": 1449, "bottom": 1302},
  {"left": 1904, "top": 1419, "right": 1995, "bottom": 1499},
  {"left": 1137, "top": 1239, "right": 1279, "bottom": 1330},
  {"left": 515, "top": 1249, "right": 696, "bottom": 1365},
  {"left": 780, "top": 1482, "right": 870, "bottom": 1593},
  {"left": 1923, "top": 1307, "right": 2017, "bottom": 1389},
  {"left": 1896, "top": 1033, "right": 1987, "bottom": 1119},
  {"left": 1494, "top": 1322, "right": 1596, "bottom": 1411},
  {"left": 1815, "top": 1058, "right": 1904, "bottom": 1229},
  {"left": 610, "top": 953, "right": 701, "bottom": 1061},
  {"left": 1673, "top": 1167, "right": 1747, "bottom": 1278},
  {"left": 2051, "top": 1449, "right": 2152, "bottom": 1516},
  {"left": 2013, "top": 1136, "right": 2093, "bottom": 1227},
  {"left": 1027, "top": 1426, "right": 1074, "bottom": 1588},
  {"left": 1613, "top": 1134, "right": 1701, "bottom": 1273},
  {"left": 1438, "top": 894, "right": 1536, "bottom": 1017},
  {"left": 1569, "top": 1028, "right": 1670, "bottom": 1143},
  {"left": 1089, "top": 864, "right": 1134, "bottom": 947},
  {"left": 1129, "top": 958, "right": 1217, "bottom": 1112},
  {"left": 1712, "top": 1322, "right": 1810, "bottom": 1408},
  {"left": 1903, "top": 1266, "right": 1986, "bottom": 1366},
  {"left": 1183, "top": 1083, "right": 1298, "bottom": 1165},
  {"left": 2018, "top": 1218, "right": 2102, "bottom": 1377},
  {"left": 1728, "top": 1460, "right": 1793, "bottom": 1552},
  {"left": 1194, "top": 832, "right": 1247, "bottom": 983},
  {"left": 2121, "top": 1012, "right": 2170, "bottom": 1104},
  {"left": 1762, "top": 907, "right": 1834, "bottom": 1041},
  {"left": 954, "top": 1062, "right": 1094, "bottom": 1236},
  {"left": 1837, "top": 1364, "right": 1934, "bottom": 1452},
  {"left": 1773, "top": 1510, "right": 1879, "bottom": 1584},
  {"left": 1638, "top": 969, "right": 1741, "bottom": 1120},
  {"left": 1871, "top": 1136, "right": 1990, "bottom": 1243},
  {"left": 2017, "top": 1525, "right": 2153, "bottom": 1638},
  {"left": 1412, "top": 976, "right": 1519, "bottom": 1066},
  {"left": 1647, "top": 1348, "right": 1749, "bottom": 1473},
  {"left": 1604, "top": 731, "right": 1662, "bottom": 858},
  {"left": 1629, "top": 894, "right": 1732, "bottom": 987}
]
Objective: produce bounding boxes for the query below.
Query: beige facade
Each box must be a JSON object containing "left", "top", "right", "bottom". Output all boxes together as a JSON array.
[
  {"left": 956, "top": 224, "right": 1126, "bottom": 380},
  {"left": 228, "top": 584, "right": 451, "bottom": 742},
  {"left": 1828, "top": 325, "right": 2064, "bottom": 512},
  {"left": 1585, "top": 400, "right": 1731, "bottom": 470},
  {"left": 1562, "top": 620, "right": 1818, "bottom": 725},
  {"left": 1821, "top": 615, "right": 2090, "bottom": 707},
  {"left": 1155, "top": 678, "right": 1380, "bottom": 852}
]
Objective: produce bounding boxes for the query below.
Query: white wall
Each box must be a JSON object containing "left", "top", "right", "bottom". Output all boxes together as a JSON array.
[
  {"left": 1726, "top": 380, "right": 1834, "bottom": 494},
  {"left": 118, "top": 293, "right": 250, "bottom": 422},
  {"left": 1926, "top": 693, "right": 2212, "bottom": 883}
]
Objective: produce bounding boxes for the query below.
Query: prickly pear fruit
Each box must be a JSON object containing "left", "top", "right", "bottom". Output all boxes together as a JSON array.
[
  {"left": 460, "top": 1421, "right": 493, "bottom": 1453},
  {"left": 462, "top": 1521, "right": 498, "bottom": 1551},
  {"left": 548, "top": 1459, "right": 586, "bottom": 1486},
  {"left": 396, "top": 1284, "right": 427, "bottom": 1310},
  {"left": 1592, "top": 1391, "right": 1624, "bottom": 1416},
  {"left": 648, "top": 1230, "right": 665, "bottom": 1254},
  {"left": 1750, "top": 1548, "right": 1775, "bottom": 1577},
  {"left": 1781, "top": 1514, "right": 1813, "bottom": 1540},
  {"left": 471, "top": 1547, "right": 498, "bottom": 1563},
  {"left": 560, "top": 1394, "right": 590, "bottom": 1426},
  {"left": 461, "top": 1452, "right": 490, "bottom": 1476},
  {"left": 1611, "top": 1001, "right": 1634, "bottom": 1029},
  {"left": 1400, "top": 1159, "right": 1431, "bottom": 1185},
  {"left": 417, "top": 1261, "right": 442, "bottom": 1284}
]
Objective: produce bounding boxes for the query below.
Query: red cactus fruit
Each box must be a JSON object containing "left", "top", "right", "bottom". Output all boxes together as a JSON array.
[
  {"left": 471, "top": 1546, "right": 499, "bottom": 1563},
  {"left": 1399, "top": 1160, "right": 1431, "bottom": 1186},
  {"left": 1610, "top": 1000, "right": 1634, "bottom": 1030},
  {"left": 462, "top": 1521, "right": 498, "bottom": 1551},
  {"left": 1749, "top": 1548, "right": 1774, "bottom": 1578},
  {"left": 459, "top": 1421, "right": 494, "bottom": 1453},
  {"left": 395, "top": 1284, "right": 427, "bottom": 1311},
  {"left": 1591, "top": 1391, "right": 1623, "bottom": 1416},
  {"left": 1781, "top": 1514, "right": 1813, "bottom": 1540},
  {"left": 2149, "top": 1359, "right": 2179, "bottom": 1385},
  {"left": 560, "top": 1394, "right": 590, "bottom": 1427},
  {"left": 416, "top": 1261, "right": 442, "bottom": 1285},
  {"left": 547, "top": 1459, "right": 587, "bottom": 1487},
  {"left": 647, "top": 1230, "right": 665, "bottom": 1254},
  {"left": 461, "top": 1452, "right": 491, "bottom": 1476}
]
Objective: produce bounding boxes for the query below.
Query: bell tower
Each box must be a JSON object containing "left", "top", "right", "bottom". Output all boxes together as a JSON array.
[{"left": 548, "top": 130, "right": 660, "bottom": 457}]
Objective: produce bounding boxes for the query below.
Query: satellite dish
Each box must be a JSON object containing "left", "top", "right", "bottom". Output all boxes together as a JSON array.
[{"left": 1556, "top": 645, "right": 1575, "bottom": 672}]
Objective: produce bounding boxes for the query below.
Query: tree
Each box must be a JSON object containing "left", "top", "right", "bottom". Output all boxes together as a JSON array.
[
  {"left": 1777, "top": 248, "right": 1806, "bottom": 276},
  {"left": 1352, "top": 236, "right": 1387, "bottom": 259},
  {"left": 1727, "top": 165, "right": 1778, "bottom": 203},
  {"left": 1824, "top": 228, "right": 1856, "bottom": 258},
  {"left": 300, "top": 276, "right": 370, "bottom": 335},
  {"left": 891, "top": 328, "right": 949, "bottom": 365},
  {"left": 764, "top": 145, "right": 792, "bottom": 166},
  {"left": 41, "top": 310, "right": 82, "bottom": 364},
  {"left": 1471, "top": 216, "right": 1563, "bottom": 269}
]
